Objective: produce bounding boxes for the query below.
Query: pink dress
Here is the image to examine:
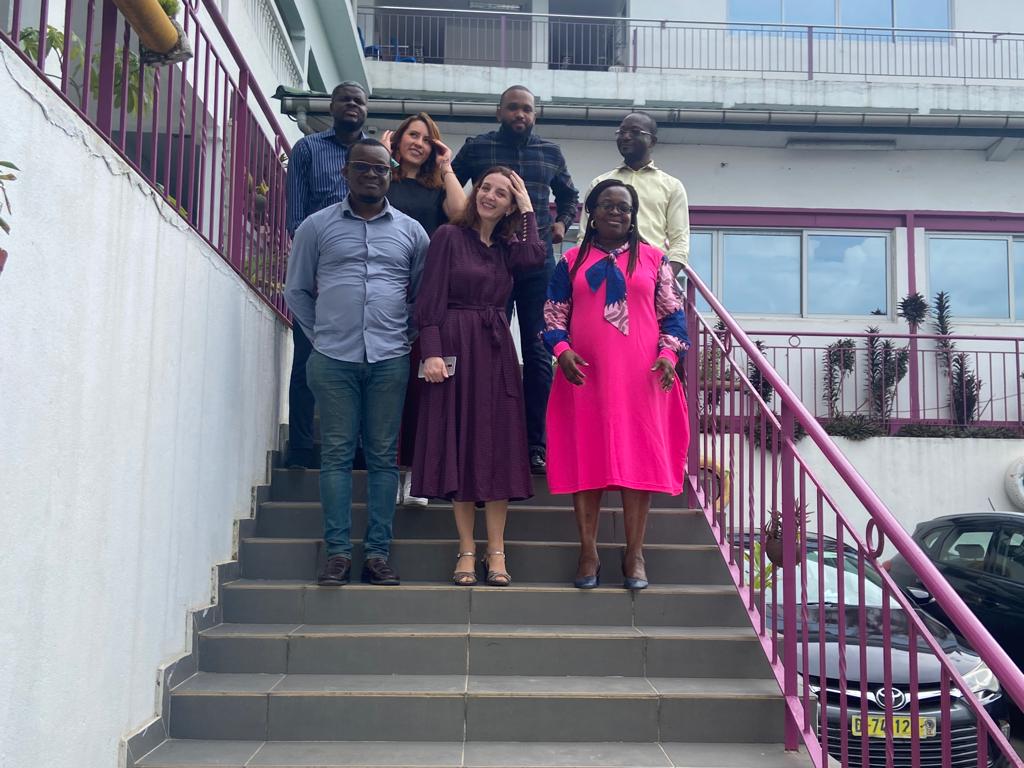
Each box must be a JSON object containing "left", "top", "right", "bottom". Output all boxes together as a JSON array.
[{"left": 543, "top": 241, "right": 690, "bottom": 495}]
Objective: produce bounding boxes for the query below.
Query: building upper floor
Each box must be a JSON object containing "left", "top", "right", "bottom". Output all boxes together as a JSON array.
[{"left": 355, "top": 0, "right": 1024, "bottom": 116}]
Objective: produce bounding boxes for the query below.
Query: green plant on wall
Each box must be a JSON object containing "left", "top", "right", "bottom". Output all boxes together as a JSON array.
[
  {"left": 0, "top": 161, "right": 18, "bottom": 235},
  {"left": 897, "top": 292, "right": 929, "bottom": 328},
  {"left": 865, "top": 326, "right": 908, "bottom": 421},
  {"left": 20, "top": 25, "right": 156, "bottom": 114},
  {"left": 823, "top": 338, "right": 856, "bottom": 419},
  {"left": 157, "top": 0, "right": 182, "bottom": 17},
  {"left": 930, "top": 291, "right": 983, "bottom": 426}
]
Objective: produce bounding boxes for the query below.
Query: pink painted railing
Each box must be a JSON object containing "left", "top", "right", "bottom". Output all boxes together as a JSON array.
[
  {"left": 683, "top": 266, "right": 1024, "bottom": 767},
  {"left": 1, "top": 0, "right": 292, "bottom": 319},
  {"left": 728, "top": 330, "right": 1023, "bottom": 432},
  {"left": 359, "top": 6, "right": 1024, "bottom": 82}
]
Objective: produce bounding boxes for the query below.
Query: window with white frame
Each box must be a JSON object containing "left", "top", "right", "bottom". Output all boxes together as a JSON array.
[
  {"left": 927, "top": 235, "right": 1024, "bottom": 321},
  {"left": 690, "top": 230, "right": 890, "bottom": 317},
  {"left": 727, "top": 0, "right": 950, "bottom": 29}
]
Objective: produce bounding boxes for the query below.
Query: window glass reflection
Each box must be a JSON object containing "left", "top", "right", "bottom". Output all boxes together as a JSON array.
[
  {"left": 929, "top": 238, "right": 1010, "bottom": 319},
  {"left": 896, "top": 0, "right": 950, "bottom": 29},
  {"left": 785, "top": 0, "right": 836, "bottom": 26},
  {"left": 690, "top": 232, "right": 714, "bottom": 313},
  {"left": 840, "top": 0, "right": 892, "bottom": 28},
  {"left": 723, "top": 233, "right": 801, "bottom": 315},
  {"left": 728, "top": 0, "right": 781, "bottom": 24},
  {"left": 807, "top": 234, "right": 888, "bottom": 315}
]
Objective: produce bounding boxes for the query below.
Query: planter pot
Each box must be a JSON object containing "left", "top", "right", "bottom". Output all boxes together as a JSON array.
[
  {"left": 763, "top": 535, "right": 784, "bottom": 567},
  {"left": 111, "top": 0, "right": 193, "bottom": 64},
  {"left": 253, "top": 193, "right": 268, "bottom": 218}
]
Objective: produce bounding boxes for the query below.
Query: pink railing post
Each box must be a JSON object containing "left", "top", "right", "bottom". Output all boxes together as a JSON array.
[
  {"left": 686, "top": 279, "right": 700, "bottom": 506},
  {"left": 500, "top": 14, "right": 506, "bottom": 67},
  {"left": 95, "top": 0, "right": 119, "bottom": 134},
  {"left": 806, "top": 25, "right": 814, "bottom": 79},
  {"left": 1017, "top": 339, "right": 1023, "bottom": 426},
  {"left": 908, "top": 327, "right": 922, "bottom": 421},
  {"left": 779, "top": 403, "right": 800, "bottom": 751},
  {"left": 228, "top": 68, "right": 251, "bottom": 271}
]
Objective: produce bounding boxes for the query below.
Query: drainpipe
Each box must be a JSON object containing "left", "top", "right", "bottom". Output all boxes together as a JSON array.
[{"left": 110, "top": 0, "right": 179, "bottom": 53}]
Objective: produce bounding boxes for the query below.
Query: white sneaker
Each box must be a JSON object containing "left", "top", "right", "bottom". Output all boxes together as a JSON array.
[{"left": 403, "top": 473, "right": 428, "bottom": 506}]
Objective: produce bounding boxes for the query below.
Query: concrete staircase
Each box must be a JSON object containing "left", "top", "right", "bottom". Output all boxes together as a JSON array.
[{"left": 134, "top": 445, "right": 809, "bottom": 767}]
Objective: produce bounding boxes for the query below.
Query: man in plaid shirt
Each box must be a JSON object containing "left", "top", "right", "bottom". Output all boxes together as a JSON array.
[{"left": 452, "top": 85, "right": 579, "bottom": 473}]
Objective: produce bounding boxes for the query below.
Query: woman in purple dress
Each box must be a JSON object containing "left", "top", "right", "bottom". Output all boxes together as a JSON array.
[{"left": 411, "top": 167, "right": 545, "bottom": 586}]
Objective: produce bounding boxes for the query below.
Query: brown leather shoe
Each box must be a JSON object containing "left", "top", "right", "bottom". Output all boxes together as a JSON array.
[
  {"left": 361, "top": 557, "right": 400, "bottom": 586},
  {"left": 318, "top": 555, "right": 351, "bottom": 586}
]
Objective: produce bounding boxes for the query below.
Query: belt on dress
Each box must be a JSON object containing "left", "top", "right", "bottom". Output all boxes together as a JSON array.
[{"left": 447, "top": 303, "right": 519, "bottom": 398}]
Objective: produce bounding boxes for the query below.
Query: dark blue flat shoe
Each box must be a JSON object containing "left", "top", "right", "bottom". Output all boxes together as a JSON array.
[
  {"left": 574, "top": 565, "right": 601, "bottom": 590},
  {"left": 623, "top": 576, "right": 648, "bottom": 590}
]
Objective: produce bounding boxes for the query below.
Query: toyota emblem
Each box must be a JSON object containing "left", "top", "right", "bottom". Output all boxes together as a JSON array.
[{"left": 875, "top": 686, "right": 909, "bottom": 711}]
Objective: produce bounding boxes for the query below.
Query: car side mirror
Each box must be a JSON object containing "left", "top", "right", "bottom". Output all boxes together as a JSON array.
[{"left": 907, "top": 587, "right": 933, "bottom": 605}]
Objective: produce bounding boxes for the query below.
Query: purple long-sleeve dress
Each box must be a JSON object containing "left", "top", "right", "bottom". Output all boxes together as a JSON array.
[{"left": 411, "top": 212, "right": 545, "bottom": 502}]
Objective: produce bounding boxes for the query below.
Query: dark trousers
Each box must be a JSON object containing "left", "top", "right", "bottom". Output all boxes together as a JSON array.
[
  {"left": 287, "top": 324, "right": 316, "bottom": 463},
  {"left": 507, "top": 240, "right": 555, "bottom": 454}
]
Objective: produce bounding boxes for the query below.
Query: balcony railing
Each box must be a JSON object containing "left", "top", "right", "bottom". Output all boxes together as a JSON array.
[
  {"left": 1, "top": 0, "right": 292, "bottom": 319},
  {"left": 359, "top": 5, "right": 1024, "bottom": 82},
  {"left": 717, "top": 330, "right": 1023, "bottom": 433},
  {"left": 241, "top": 0, "right": 303, "bottom": 88},
  {"left": 683, "top": 267, "right": 1024, "bottom": 766}
]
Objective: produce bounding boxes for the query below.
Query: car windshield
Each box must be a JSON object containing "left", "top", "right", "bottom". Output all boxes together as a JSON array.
[{"left": 757, "top": 543, "right": 895, "bottom": 609}]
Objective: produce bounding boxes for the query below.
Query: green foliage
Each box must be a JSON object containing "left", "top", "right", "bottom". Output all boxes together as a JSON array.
[
  {"left": 950, "top": 352, "right": 983, "bottom": 426},
  {"left": 932, "top": 290, "right": 955, "bottom": 374},
  {"left": 158, "top": 0, "right": 182, "bottom": 17},
  {"left": 746, "top": 340, "right": 774, "bottom": 406},
  {"left": 898, "top": 292, "right": 929, "bottom": 327},
  {"left": 0, "top": 161, "right": 19, "bottom": 235},
  {"left": 823, "top": 338, "right": 856, "bottom": 418},
  {"left": 865, "top": 326, "right": 909, "bottom": 421},
  {"left": 824, "top": 415, "right": 887, "bottom": 441},
  {"left": 20, "top": 25, "right": 154, "bottom": 114},
  {"left": 895, "top": 424, "right": 1021, "bottom": 439}
]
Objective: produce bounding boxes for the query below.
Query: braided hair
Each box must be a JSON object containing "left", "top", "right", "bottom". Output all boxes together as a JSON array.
[{"left": 570, "top": 179, "right": 643, "bottom": 282}]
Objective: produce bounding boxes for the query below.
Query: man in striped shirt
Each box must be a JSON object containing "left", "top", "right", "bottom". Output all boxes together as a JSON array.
[
  {"left": 284, "top": 81, "right": 368, "bottom": 469},
  {"left": 452, "top": 85, "right": 579, "bottom": 474}
]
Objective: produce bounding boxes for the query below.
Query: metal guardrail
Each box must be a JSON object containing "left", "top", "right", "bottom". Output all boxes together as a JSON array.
[
  {"left": 1, "top": 0, "right": 293, "bottom": 319},
  {"left": 728, "top": 330, "right": 1023, "bottom": 432},
  {"left": 359, "top": 6, "right": 1024, "bottom": 82},
  {"left": 683, "top": 266, "right": 1024, "bottom": 766}
]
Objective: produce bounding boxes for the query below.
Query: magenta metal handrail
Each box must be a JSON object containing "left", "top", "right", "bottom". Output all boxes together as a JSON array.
[
  {"left": 727, "top": 329, "right": 1023, "bottom": 430},
  {"left": 359, "top": 6, "right": 1024, "bottom": 82},
  {"left": 683, "top": 265, "right": 1024, "bottom": 766},
  {"left": 1, "top": 0, "right": 293, "bottom": 320}
]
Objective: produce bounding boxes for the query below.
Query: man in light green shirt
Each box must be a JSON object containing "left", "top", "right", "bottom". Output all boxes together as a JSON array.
[{"left": 579, "top": 112, "right": 690, "bottom": 276}]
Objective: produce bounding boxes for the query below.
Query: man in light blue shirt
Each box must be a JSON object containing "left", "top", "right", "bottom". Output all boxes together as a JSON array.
[
  {"left": 285, "top": 139, "right": 429, "bottom": 587},
  {"left": 284, "top": 80, "right": 368, "bottom": 469}
]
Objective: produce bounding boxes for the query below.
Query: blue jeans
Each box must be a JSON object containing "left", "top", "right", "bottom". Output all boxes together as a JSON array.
[
  {"left": 306, "top": 350, "right": 409, "bottom": 559},
  {"left": 507, "top": 239, "right": 555, "bottom": 454}
]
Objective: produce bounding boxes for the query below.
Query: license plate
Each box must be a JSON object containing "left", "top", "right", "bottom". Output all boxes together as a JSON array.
[{"left": 851, "top": 715, "right": 937, "bottom": 739}]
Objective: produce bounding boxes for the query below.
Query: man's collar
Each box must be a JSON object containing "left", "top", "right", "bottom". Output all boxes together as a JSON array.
[
  {"left": 617, "top": 159, "right": 659, "bottom": 172},
  {"left": 319, "top": 128, "right": 368, "bottom": 147},
  {"left": 340, "top": 195, "right": 393, "bottom": 221}
]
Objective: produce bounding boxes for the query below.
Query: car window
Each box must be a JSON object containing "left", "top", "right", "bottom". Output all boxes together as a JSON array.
[
  {"left": 919, "top": 525, "right": 951, "bottom": 556},
  {"left": 936, "top": 529, "right": 994, "bottom": 570},
  {"left": 990, "top": 526, "right": 1024, "bottom": 583}
]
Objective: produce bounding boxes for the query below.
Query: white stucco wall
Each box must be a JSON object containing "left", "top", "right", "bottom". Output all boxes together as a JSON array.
[{"left": 0, "top": 45, "right": 290, "bottom": 768}]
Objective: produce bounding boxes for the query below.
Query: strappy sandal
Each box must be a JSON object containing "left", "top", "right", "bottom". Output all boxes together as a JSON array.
[
  {"left": 452, "top": 551, "right": 478, "bottom": 586},
  {"left": 481, "top": 550, "right": 511, "bottom": 587}
]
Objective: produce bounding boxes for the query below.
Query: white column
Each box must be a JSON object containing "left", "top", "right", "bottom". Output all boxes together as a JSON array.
[{"left": 531, "top": 0, "right": 549, "bottom": 70}]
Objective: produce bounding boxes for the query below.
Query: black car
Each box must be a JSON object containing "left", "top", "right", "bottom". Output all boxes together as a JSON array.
[
  {"left": 886, "top": 512, "right": 1024, "bottom": 675},
  {"left": 760, "top": 538, "right": 1011, "bottom": 767}
]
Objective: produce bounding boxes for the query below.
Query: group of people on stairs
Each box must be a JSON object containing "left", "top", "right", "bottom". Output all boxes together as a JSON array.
[{"left": 283, "top": 81, "right": 691, "bottom": 592}]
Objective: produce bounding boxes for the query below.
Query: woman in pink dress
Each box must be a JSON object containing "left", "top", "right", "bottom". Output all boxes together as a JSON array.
[{"left": 542, "top": 179, "right": 690, "bottom": 590}]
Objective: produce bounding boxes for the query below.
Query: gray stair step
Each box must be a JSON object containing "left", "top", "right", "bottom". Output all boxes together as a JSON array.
[
  {"left": 239, "top": 538, "right": 730, "bottom": 584},
  {"left": 168, "top": 673, "right": 784, "bottom": 743},
  {"left": 221, "top": 580, "right": 751, "bottom": 627},
  {"left": 256, "top": 502, "right": 713, "bottom": 544},
  {"left": 269, "top": 468, "right": 691, "bottom": 509},
  {"left": 136, "top": 739, "right": 809, "bottom": 767},
  {"left": 197, "top": 623, "right": 770, "bottom": 678}
]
